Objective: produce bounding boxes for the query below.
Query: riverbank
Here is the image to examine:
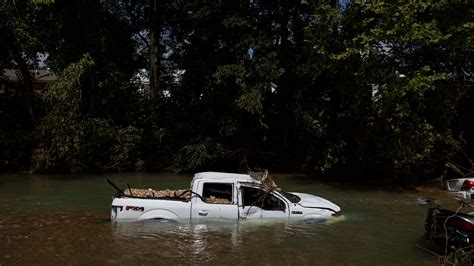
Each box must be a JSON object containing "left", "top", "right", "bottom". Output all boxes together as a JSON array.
[{"left": 415, "top": 185, "right": 474, "bottom": 213}]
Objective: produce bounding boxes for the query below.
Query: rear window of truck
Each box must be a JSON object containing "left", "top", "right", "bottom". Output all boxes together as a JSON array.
[{"left": 202, "top": 183, "right": 233, "bottom": 204}]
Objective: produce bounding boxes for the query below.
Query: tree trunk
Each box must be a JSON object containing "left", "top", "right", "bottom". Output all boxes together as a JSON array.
[
  {"left": 149, "top": 30, "right": 159, "bottom": 98},
  {"left": 6, "top": 0, "right": 36, "bottom": 127},
  {"left": 149, "top": 0, "right": 161, "bottom": 98},
  {"left": 279, "top": 0, "right": 290, "bottom": 147},
  {"left": 12, "top": 51, "right": 36, "bottom": 127}
]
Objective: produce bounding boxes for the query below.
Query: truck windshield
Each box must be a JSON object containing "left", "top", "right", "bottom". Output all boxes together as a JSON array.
[{"left": 281, "top": 191, "right": 301, "bottom": 203}]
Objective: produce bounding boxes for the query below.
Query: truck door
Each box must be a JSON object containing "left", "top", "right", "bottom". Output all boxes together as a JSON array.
[
  {"left": 191, "top": 181, "right": 238, "bottom": 219},
  {"left": 238, "top": 185, "right": 289, "bottom": 219}
]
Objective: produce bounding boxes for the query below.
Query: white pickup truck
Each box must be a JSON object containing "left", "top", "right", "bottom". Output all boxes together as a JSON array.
[{"left": 110, "top": 172, "right": 341, "bottom": 221}]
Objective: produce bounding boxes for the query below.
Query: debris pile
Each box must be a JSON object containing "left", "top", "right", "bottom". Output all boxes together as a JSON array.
[
  {"left": 204, "top": 196, "right": 231, "bottom": 204},
  {"left": 249, "top": 169, "right": 281, "bottom": 192},
  {"left": 123, "top": 188, "right": 191, "bottom": 200}
]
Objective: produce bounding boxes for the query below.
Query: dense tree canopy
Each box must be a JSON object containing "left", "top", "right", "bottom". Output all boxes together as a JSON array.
[{"left": 0, "top": 0, "right": 472, "bottom": 183}]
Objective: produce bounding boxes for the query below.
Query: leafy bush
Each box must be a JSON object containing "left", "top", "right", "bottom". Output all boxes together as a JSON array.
[
  {"left": 34, "top": 55, "right": 143, "bottom": 172},
  {"left": 174, "top": 138, "right": 229, "bottom": 172}
]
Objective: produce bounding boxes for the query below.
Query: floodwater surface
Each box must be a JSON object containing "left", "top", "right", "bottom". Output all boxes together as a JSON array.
[{"left": 0, "top": 173, "right": 438, "bottom": 265}]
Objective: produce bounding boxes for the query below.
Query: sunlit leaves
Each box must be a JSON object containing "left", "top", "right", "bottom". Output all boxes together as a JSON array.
[
  {"left": 237, "top": 89, "right": 263, "bottom": 115},
  {"left": 43, "top": 54, "right": 94, "bottom": 106}
]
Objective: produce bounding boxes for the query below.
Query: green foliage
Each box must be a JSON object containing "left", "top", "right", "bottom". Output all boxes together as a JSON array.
[
  {"left": 175, "top": 139, "right": 229, "bottom": 172},
  {"left": 43, "top": 54, "right": 93, "bottom": 106},
  {"left": 30, "top": 0, "right": 54, "bottom": 4},
  {"left": 73, "top": 118, "right": 117, "bottom": 171},
  {"left": 0, "top": 90, "right": 37, "bottom": 170},
  {"left": 237, "top": 89, "right": 263, "bottom": 116},
  {"left": 35, "top": 55, "right": 92, "bottom": 170},
  {"left": 214, "top": 64, "right": 247, "bottom": 90},
  {"left": 0, "top": 129, "right": 33, "bottom": 171},
  {"left": 115, "top": 126, "right": 144, "bottom": 166},
  {"left": 1, "top": 0, "right": 473, "bottom": 181},
  {"left": 73, "top": 119, "right": 142, "bottom": 172},
  {"left": 355, "top": 0, "right": 470, "bottom": 174},
  {"left": 294, "top": 0, "right": 474, "bottom": 178},
  {"left": 35, "top": 55, "right": 143, "bottom": 172}
]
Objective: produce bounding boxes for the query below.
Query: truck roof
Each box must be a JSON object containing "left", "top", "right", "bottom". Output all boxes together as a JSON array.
[{"left": 193, "top": 172, "right": 259, "bottom": 183}]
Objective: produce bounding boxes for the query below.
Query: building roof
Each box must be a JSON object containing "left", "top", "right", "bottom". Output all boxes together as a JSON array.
[{"left": 2, "top": 69, "right": 57, "bottom": 83}]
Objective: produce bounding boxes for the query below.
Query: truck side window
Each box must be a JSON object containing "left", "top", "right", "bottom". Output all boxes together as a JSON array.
[
  {"left": 241, "top": 186, "right": 286, "bottom": 211},
  {"left": 202, "top": 183, "right": 233, "bottom": 204}
]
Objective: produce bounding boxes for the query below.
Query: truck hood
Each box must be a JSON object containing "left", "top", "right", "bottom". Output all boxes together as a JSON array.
[{"left": 291, "top": 192, "right": 341, "bottom": 213}]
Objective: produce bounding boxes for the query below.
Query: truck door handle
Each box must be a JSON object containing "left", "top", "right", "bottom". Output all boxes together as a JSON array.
[{"left": 198, "top": 210, "right": 208, "bottom": 216}]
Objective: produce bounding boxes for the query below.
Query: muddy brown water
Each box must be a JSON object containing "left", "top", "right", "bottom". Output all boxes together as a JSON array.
[{"left": 0, "top": 173, "right": 440, "bottom": 265}]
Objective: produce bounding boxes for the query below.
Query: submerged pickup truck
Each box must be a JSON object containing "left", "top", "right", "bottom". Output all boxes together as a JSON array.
[{"left": 110, "top": 172, "right": 341, "bottom": 221}]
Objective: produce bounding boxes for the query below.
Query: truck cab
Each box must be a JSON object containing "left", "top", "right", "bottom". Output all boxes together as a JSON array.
[{"left": 191, "top": 172, "right": 292, "bottom": 219}]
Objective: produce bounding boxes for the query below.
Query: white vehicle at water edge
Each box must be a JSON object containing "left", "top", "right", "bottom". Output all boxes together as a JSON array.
[{"left": 109, "top": 172, "right": 341, "bottom": 222}]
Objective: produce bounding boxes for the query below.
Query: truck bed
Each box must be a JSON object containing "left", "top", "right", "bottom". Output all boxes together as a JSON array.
[
  {"left": 121, "top": 188, "right": 191, "bottom": 201},
  {"left": 119, "top": 187, "right": 231, "bottom": 204}
]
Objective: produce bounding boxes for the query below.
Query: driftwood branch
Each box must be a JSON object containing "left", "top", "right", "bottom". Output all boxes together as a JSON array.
[
  {"left": 444, "top": 162, "right": 465, "bottom": 178},
  {"left": 248, "top": 169, "right": 280, "bottom": 192}
]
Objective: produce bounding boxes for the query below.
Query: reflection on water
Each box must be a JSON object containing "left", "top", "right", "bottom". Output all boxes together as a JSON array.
[
  {"left": 113, "top": 219, "right": 325, "bottom": 264},
  {"left": 0, "top": 173, "right": 438, "bottom": 265}
]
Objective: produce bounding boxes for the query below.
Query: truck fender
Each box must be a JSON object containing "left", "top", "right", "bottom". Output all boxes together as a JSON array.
[{"left": 139, "top": 209, "right": 179, "bottom": 220}]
